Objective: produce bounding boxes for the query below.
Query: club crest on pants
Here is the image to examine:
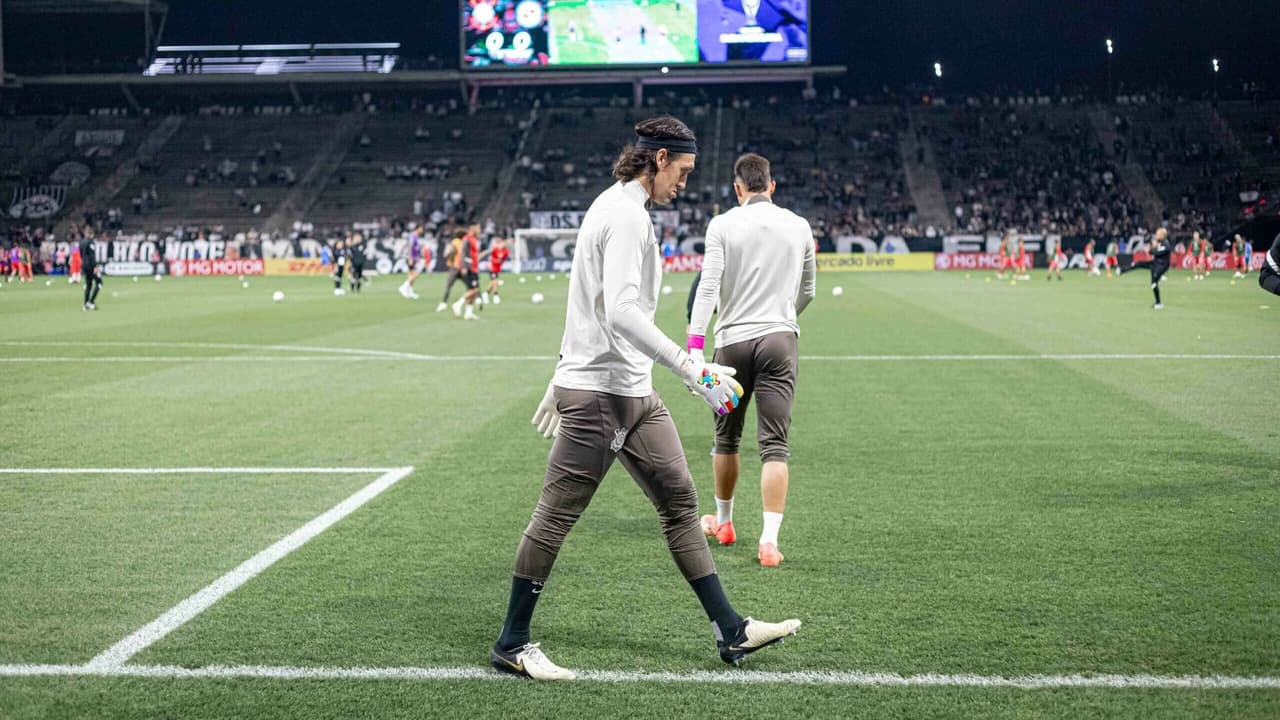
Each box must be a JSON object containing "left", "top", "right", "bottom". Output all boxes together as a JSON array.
[{"left": 610, "top": 427, "right": 628, "bottom": 452}]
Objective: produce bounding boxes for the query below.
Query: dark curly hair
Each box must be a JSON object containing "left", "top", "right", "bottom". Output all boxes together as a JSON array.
[{"left": 612, "top": 115, "right": 697, "bottom": 183}]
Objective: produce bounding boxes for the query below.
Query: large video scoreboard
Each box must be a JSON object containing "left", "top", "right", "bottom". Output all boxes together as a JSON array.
[{"left": 461, "top": 0, "right": 809, "bottom": 70}]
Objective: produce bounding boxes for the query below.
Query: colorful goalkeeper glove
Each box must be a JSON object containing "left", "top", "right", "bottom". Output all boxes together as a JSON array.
[
  {"left": 531, "top": 381, "right": 561, "bottom": 438},
  {"left": 677, "top": 355, "right": 743, "bottom": 417}
]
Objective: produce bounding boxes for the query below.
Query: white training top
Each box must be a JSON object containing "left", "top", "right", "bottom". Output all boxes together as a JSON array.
[
  {"left": 689, "top": 197, "right": 817, "bottom": 348},
  {"left": 554, "top": 181, "right": 687, "bottom": 397}
]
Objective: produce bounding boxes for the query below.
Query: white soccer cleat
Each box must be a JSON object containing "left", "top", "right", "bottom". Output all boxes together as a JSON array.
[
  {"left": 436, "top": 302, "right": 448, "bottom": 312},
  {"left": 492, "top": 295, "right": 501, "bottom": 305},
  {"left": 1153, "top": 303, "right": 1164, "bottom": 310},
  {"left": 464, "top": 309, "right": 479, "bottom": 321},
  {"left": 490, "top": 642, "right": 576, "bottom": 681},
  {"left": 718, "top": 617, "right": 802, "bottom": 666},
  {"left": 334, "top": 288, "right": 345, "bottom": 296}
]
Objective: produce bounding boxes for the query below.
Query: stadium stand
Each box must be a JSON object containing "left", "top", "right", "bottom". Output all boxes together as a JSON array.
[{"left": 926, "top": 105, "right": 1147, "bottom": 236}]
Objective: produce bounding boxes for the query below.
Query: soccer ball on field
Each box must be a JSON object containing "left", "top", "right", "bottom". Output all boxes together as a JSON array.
[
  {"left": 531, "top": 292, "right": 545, "bottom": 304},
  {"left": 832, "top": 286, "right": 844, "bottom": 297},
  {"left": 662, "top": 285, "right": 673, "bottom": 295},
  {"left": 272, "top": 291, "right": 285, "bottom": 302},
  {"left": 242, "top": 281, "right": 250, "bottom": 289}
]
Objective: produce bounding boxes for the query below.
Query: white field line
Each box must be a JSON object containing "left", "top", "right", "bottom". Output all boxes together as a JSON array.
[
  {"left": 81, "top": 466, "right": 415, "bottom": 670},
  {"left": 4, "top": 341, "right": 1279, "bottom": 363},
  {"left": 0, "top": 663, "right": 1277, "bottom": 690},
  {"left": 0, "top": 356, "right": 553, "bottom": 362},
  {"left": 0, "top": 467, "right": 403, "bottom": 475},
  {"left": 800, "top": 354, "right": 1280, "bottom": 361}
]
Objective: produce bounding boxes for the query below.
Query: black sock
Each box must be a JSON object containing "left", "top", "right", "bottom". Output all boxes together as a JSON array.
[
  {"left": 1153, "top": 284, "right": 1161, "bottom": 304},
  {"left": 89, "top": 281, "right": 101, "bottom": 303},
  {"left": 496, "top": 576, "right": 544, "bottom": 651},
  {"left": 690, "top": 574, "right": 743, "bottom": 644}
]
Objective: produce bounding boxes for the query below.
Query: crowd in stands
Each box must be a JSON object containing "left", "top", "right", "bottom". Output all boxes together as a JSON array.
[
  {"left": 5, "top": 82, "right": 1279, "bottom": 253},
  {"left": 929, "top": 107, "right": 1146, "bottom": 237}
]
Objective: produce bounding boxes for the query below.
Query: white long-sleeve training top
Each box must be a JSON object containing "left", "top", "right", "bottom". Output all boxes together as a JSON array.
[
  {"left": 553, "top": 181, "right": 687, "bottom": 397},
  {"left": 688, "top": 198, "right": 817, "bottom": 348}
]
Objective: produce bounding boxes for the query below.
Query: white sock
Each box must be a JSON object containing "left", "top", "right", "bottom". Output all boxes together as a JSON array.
[
  {"left": 760, "top": 512, "right": 783, "bottom": 546},
  {"left": 715, "top": 497, "right": 734, "bottom": 525}
]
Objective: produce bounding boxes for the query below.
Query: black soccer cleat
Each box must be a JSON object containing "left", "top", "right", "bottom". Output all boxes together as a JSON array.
[
  {"left": 490, "top": 641, "right": 575, "bottom": 680},
  {"left": 718, "top": 617, "right": 802, "bottom": 666}
]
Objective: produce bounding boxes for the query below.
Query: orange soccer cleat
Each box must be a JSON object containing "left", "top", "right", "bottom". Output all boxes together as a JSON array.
[
  {"left": 700, "top": 514, "right": 736, "bottom": 545},
  {"left": 757, "top": 542, "right": 784, "bottom": 567}
]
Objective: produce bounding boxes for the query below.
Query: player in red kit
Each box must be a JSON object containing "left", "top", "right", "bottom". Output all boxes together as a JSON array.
[
  {"left": 997, "top": 237, "right": 1012, "bottom": 279},
  {"left": 1016, "top": 236, "right": 1030, "bottom": 279},
  {"left": 1083, "top": 239, "right": 1099, "bottom": 276},
  {"left": 482, "top": 236, "right": 511, "bottom": 305},
  {"left": 450, "top": 224, "right": 482, "bottom": 320}
]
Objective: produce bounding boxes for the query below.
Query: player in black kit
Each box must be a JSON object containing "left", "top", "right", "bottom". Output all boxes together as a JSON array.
[
  {"left": 80, "top": 235, "right": 103, "bottom": 310},
  {"left": 332, "top": 238, "right": 347, "bottom": 296},
  {"left": 348, "top": 233, "right": 366, "bottom": 293},
  {"left": 1122, "top": 227, "right": 1172, "bottom": 309},
  {"left": 1260, "top": 233, "right": 1280, "bottom": 297}
]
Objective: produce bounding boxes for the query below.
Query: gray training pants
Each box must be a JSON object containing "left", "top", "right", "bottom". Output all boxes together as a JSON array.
[{"left": 514, "top": 387, "right": 716, "bottom": 583}]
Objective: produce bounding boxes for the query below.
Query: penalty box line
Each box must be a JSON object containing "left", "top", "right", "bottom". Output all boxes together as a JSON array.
[
  {"left": 0, "top": 663, "right": 1278, "bottom": 690},
  {"left": 16, "top": 465, "right": 420, "bottom": 670}
]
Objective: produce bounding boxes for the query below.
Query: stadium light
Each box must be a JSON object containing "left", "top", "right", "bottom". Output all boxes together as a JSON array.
[
  {"left": 933, "top": 62, "right": 942, "bottom": 79},
  {"left": 1106, "top": 38, "right": 1114, "bottom": 55},
  {"left": 1212, "top": 57, "right": 1220, "bottom": 73}
]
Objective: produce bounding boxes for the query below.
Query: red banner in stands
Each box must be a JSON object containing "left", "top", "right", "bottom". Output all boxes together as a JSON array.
[
  {"left": 663, "top": 255, "right": 704, "bottom": 273},
  {"left": 169, "top": 259, "right": 264, "bottom": 277},
  {"left": 1172, "top": 252, "right": 1264, "bottom": 271},
  {"left": 933, "top": 252, "right": 1003, "bottom": 271}
]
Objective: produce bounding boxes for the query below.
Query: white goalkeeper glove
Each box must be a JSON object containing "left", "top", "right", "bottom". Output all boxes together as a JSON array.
[
  {"left": 531, "top": 381, "right": 561, "bottom": 438},
  {"left": 676, "top": 355, "right": 743, "bottom": 417}
]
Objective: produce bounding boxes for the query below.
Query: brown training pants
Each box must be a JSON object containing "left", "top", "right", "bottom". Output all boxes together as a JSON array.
[
  {"left": 712, "top": 331, "right": 798, "bottom": 463},
  {"left": 514, "top": 387, "right": 716, "bottom": 583}
]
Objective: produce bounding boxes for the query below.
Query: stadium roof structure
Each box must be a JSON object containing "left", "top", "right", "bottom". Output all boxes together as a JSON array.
[
  {"left": 4, "top": 0, "right": 166, "bottom": 13},
  {"left": 9, "top": 63, "right": 846, "bottom": 112}
]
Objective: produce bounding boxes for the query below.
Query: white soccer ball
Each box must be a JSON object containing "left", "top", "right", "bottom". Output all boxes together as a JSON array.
[
  {"left": 154, "top": 274, "right": 161, "bottom": 281},
  {"left": 550, "top": 274, "right": 557, "bottom": 280},
  {"left": 133, "top": 276, "right": 139, "bottom": 283},
  {"left": 519, "top": 277, "right": 527, "bottom": 284},
  {"left": 531, "top": 292, "right": 545, "bottom": 304},
  {"left": 832, "top": 286, "right": 844, "bottom": 297},
  {"left": 662, "top": 285, "right": 673, "bottom": 295},
  {"left": 536, "top": 275, "right": 543, "bottom": 282},
  {"left": 242, "top": 281, "right": 250, "bottom": 289},
  {"left": 272, "top": 291, "right": 285, "bottom": 303},
  {"left": 45, "top": 279, "right": 53, "bottom": 286},
  {"left": 499, "top": 279, "right": 505, "bottom": 287}
]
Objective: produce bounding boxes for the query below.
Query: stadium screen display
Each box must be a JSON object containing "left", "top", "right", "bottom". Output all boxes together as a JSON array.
[{"left": 461, "top": 0, "right": 809, "bottom": 70}]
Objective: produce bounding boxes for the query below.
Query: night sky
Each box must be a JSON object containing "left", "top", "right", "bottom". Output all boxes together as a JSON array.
[{"left": 157, "top": 0, "right": 1278, "bottom": 92}]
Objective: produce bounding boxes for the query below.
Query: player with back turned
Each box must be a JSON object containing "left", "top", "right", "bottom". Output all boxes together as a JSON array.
[
  {"left": 80, "top": 235, "right": 103, "bottom": 310},
  {"left": 332, "top": 238, "right": 347, "bottom": 296},
  {"left": 688, "top": 152, "right": 816, "bottom": 568},
  {"left": 491, "top": 115, "right": 800, "bottom": 682},
  {"left": 1121, "top": 227, "right": 1172, "bottom": 309}
]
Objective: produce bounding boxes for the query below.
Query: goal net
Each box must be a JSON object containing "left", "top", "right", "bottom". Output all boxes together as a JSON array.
[{"left": 513, "top": 228, "right": 579, "bottom": 274}]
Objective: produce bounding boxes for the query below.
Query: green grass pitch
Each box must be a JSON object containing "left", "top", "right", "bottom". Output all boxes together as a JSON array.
[{"left": 1, "top": 269, "right": 1278, "bottom": 718}]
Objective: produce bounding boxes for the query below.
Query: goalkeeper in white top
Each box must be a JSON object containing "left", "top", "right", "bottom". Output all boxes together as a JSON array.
[
  {"left": 688, "top": 152, "right": 817, "bottom": 568},
  {"left": 493, "top": 117, "right": 800, "bottom": 681}
]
